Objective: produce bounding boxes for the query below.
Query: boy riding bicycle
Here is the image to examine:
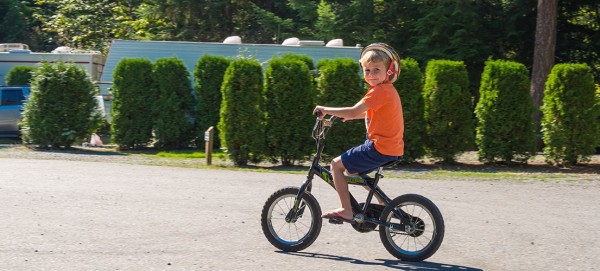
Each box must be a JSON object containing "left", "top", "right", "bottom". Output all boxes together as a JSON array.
[{"left": 313, "top": 43, "right": 404, "bottom": 223}]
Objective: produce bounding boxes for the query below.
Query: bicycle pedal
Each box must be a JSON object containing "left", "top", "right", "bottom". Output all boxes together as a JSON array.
[{"left": 328, "top": 218, "right": 343, "bottom": 225}]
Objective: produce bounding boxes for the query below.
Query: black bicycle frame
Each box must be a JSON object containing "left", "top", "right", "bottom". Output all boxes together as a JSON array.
[{"left": 286, "top": 117, "right": 412, "bottom": 228}]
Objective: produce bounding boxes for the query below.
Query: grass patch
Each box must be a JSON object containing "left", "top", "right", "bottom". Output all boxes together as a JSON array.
[
  {"left": 153, "top": 149, "right": 227, "bottom": 159},
  {"left": 387, "top": 169, "right": 597, "bottom": 182}
]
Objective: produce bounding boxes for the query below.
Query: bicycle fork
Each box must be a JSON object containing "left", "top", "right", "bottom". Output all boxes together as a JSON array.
[{"left": 285, "top": 164, "right": 318, "bottom": 223}]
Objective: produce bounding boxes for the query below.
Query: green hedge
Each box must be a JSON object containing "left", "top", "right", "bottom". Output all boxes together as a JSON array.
[
  {"left": 22, "top": 62, "right": 103, "bottom": 147},
  {"left": 264, "top": 56, "right": 315, "bottom": 166},
  {"left": 475, "top": 59, "right": 536, "bottom": 163},
  {"left": 152, "top": 57, "right": 195, "bottom": 149},
  {"left": 194, "top": 55, "right": 230, "bottom": 150},
  {"left": 316, "top": 58, "right": 364, "bottom": 158},
  {"left": 218, "top": 57, "right": 264, "bottom": 166},
  {"left": 394, "top": 57, "right": 425, "bottom": 163},
  {"left": 423, "top": 59, "right": 474, "bottom": 162},
  {"left": 281, "top": 53, "right": 316, "bottom": 70},
  {"left": 5, "top": 66, "right": 37, "bottom": 85},
  {"left": 541, "top": 63, "right": 598, "bottom": 166},
  {"left": 111, "top": 58, "right": 154, "bottom": 149}
]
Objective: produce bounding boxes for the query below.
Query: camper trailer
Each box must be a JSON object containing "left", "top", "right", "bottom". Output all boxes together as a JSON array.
[
  {"left": 0, "top": 44, "right": 104, "bottom": 85},
  {"left": 98, "top": 38, "right": 362, "bottom": 121}
]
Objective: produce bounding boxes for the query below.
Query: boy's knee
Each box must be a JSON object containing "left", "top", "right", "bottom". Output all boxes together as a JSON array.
[{"left": 331, "top": 157, "right": 344, "bottom": 171}]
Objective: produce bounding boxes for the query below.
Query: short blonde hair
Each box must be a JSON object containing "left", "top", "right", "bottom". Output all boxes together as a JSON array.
[{"left": 359, "top": 50, "right": 391, "bottom": 69}]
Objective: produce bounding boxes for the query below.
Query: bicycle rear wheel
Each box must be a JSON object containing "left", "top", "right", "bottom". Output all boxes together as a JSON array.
[
  {"left": 379, "top": 194, "right": 444, "bottom": 261},
  {"left": 261, "top": 187, "right": 322, "bottom": 252}
]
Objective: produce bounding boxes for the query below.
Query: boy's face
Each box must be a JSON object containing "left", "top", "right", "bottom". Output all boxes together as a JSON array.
[{"left": 362, "top": 60, "right": 388, "bottom": 86}]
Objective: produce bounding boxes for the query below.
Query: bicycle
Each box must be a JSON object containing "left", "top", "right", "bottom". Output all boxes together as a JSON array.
[{"left": 260, "top": 116, "right": 445, "bottom": 261}]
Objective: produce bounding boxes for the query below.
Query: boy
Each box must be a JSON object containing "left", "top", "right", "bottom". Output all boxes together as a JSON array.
[{"left": 313, "top": 43, "right": 404, "bottom": 223}]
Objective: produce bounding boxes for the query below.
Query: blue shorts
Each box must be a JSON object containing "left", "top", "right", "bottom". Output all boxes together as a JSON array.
[{"left": 341, "top": 140, "right": 399, "bottom": 175}]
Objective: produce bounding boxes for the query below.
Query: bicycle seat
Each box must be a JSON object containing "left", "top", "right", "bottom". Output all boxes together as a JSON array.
[{"left": 381, "top": 158, "right": 402, "bottom": 168}]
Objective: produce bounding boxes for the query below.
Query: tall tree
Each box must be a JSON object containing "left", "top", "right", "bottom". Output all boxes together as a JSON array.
[
  {"left": 0, "top": 0, "right": 27, "bottom": 42},
  {"left": 530, "top": 0, "right": 558, "bottom": 132}
]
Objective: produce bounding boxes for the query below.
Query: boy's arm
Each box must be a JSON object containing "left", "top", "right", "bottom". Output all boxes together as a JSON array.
[{"left": 314, "top": 101, "right": 368, "bottom": 120}]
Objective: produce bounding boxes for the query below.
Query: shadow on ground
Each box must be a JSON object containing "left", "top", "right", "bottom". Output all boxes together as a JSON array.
[{"left": 277, "top": 251, "right": 483, "bottom": 271}]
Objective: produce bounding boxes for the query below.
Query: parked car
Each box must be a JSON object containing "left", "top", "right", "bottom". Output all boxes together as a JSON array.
[{"left": 0, "top": 86, "right": 30, "bottom": 136}]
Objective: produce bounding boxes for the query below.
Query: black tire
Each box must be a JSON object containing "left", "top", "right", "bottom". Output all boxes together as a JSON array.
[
  {"left": 261, "top": 186, "right": 322, "bottom": 252},
  {"left": 379, "top": 194, "right": 445, "bottom": 261}
]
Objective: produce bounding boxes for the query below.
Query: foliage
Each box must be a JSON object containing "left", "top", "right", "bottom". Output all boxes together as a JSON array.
[
  {"left": 394, "top": 57, "right": 425, "bottom": 163},
  {"left": 412, "top": 0, "right": 489, "bottom": 67},
  {"left": 31, "top": 0, "right": 140, "bottom": 53},
  {"left": 21, "top": 62, "right": 103, "bottom": 148},
  {"left": 281, "top": 53, "right": 315, "bottom": 70},
  {"left": 316, "top": 58, "right": 364, "bottom": 158},
  {"left": 541, "top": 63, "right": 598, "bottom": 166},
  {"left": 475, "top": 59, "right": 536, "bottom": 163},
  {"left": 5, "top": 66, "right": 37, "bottom": 85},
  {"left": 7, "top": 1, "right": 599, "bottom": 84},
  {"left": 151, "top": 57, "right": 195, "bottom": 149},
  {"left": 423, "top": 60, "right": 474, "bottom": 163},
  {"left": 0, "top": 0, "right": 28, "bottom": 43},
  {"left": 194, "top": 55, "right": 230, "bottom": 150},
  {"left": 556, "top": 1, "right": 600, "bottom": 82},
  {"left": 218, "top": 57, "right": 264, "bottom": 166},
  {"left": 111, "top": 58, "right": 154, "bottom": 149},
  {"left": 264, "top": 56, "right": 315, "bottom": 166}
]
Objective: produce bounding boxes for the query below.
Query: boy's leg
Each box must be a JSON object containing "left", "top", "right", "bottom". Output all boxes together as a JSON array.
[{"left": 322, "top": 156, "right": 353, "bottom": 220}]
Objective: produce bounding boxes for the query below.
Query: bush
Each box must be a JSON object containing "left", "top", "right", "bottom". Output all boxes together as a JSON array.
[
  {"left": 264, "top": 56, "right": 315, "bottom": 166},
  {"left": 475, "top": 59, "right": 536, "bottom": 163},
  {"left": 218, "top": 58, "right": 264, "bottom": 166},
  {"left": 423, "top": 59, "right": 474, "bottom": 162},
  {"left": 5, "top": 66, "right": 36, "bottom": 85},
  {"left": 316, "top": 58, "right": 364, "bottom": 158},
  {"left": 281, "top": 53, "right": 316, "bottom": 70},
  {"left": 152, "top": 57, "right": 195, "bottom": 149},
  {"left": 21, "top": 62, "right": 103, "bottom": 148},
  {"left": 194, "top": 55, "right": 230, "bottom": 150},
  {"left": 111, "top": 58, "right": 154, "bottom": 149},
  {"left": 541, "top": 63, "right": 598, "bottom": 166},
  {"left": 394, "top": 57, "right": 425, "bottom": 163}
]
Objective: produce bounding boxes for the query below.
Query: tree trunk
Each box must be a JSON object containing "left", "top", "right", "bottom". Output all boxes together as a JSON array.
[{"left": 530, "top": 0, "right": 558, "bottom": 134}]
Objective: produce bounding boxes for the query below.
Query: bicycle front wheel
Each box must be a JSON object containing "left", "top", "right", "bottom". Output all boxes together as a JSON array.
[
  {"left": 379, "top": 194, "right": 445, "bottom": 261},
  {"left": 261, "top": 186, "right": 322, "bottom": 252}
]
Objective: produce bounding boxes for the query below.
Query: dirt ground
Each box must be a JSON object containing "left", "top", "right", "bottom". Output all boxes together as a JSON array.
[{"left": 1, "top": 155, "right": 599, "bottom": 271}]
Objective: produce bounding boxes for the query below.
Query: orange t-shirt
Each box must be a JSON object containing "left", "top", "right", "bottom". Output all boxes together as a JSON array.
[{"left": 361, "top": 83, "right": 404, "bottom": 156}]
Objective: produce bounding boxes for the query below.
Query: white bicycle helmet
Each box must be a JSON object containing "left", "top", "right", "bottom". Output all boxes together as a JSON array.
[{"left": 360, "top": 43, "right": 401, "bottom": 83}]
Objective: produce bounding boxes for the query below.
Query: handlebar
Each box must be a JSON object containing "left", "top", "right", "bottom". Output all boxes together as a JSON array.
[{"left": 312, "top": 115, "right": 338, "bottom": 140}]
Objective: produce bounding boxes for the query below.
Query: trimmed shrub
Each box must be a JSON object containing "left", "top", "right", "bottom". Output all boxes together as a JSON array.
[
  {"left": 541, "top": 63, "right": 598, "bottom": 166},
  {"left": 281, "top": 53, "right": 316, "bottom": 70},
  {"left": 264, "top": 56, "right": 315, "bottom": 166},
  {"left": 111, "top": 58, "right": 154, "bottom": 149},
  {"left": 394, "top": 57, "right": 425, "bottom": 163},
  {"left": 152, "top": 57, "right": 195, "bottom": 149},
  {"left": 194, "top": 55, "right": 231, "bottom": 150},
  {"left": 475, "top": 59, "right": 536, "bottom": 163},
  {"left": 218, "top": 58, "right": 264, "bottom": 166},
  {"left": 316, "top": 58, "right": 364, "bottom": 158},
  {"left": 423, "top": 60, "right": 474, "bottom": 162},
  {"left": 21, "top": 62, "right": 103, "bottom": 148},
  {"left": 5, "top": 66, "right": 36, "bottom": 85}
]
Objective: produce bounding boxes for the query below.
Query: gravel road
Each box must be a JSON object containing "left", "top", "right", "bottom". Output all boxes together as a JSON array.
[{"left": 1, "top": 152, "right": 599, "bottom": 271}]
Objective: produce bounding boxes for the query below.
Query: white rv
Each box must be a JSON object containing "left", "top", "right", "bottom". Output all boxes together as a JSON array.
[{"left": 0, "top": 44, "right": 104, "bottom": 85}]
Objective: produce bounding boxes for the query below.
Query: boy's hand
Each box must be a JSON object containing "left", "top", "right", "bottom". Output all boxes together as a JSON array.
[{"left": 313, "top": 106, "right": 325, "bottom": 118}]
